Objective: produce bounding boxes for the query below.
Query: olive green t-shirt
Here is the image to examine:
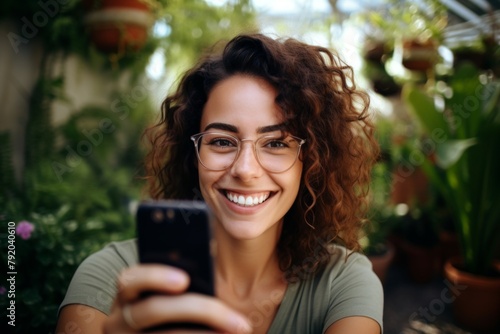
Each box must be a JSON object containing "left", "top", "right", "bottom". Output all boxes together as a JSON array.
[{"left": 59, "top": 239, "right": 383, "bottom": 333}]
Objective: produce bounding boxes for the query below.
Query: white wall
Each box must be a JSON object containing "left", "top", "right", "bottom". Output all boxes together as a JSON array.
[{"left": 0, "top": 20, "right": 43, "bottom": 182}]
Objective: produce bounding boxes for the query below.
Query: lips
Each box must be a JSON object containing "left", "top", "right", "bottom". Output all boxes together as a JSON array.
[{"left": 225, "top": 191, "right": 271, "bottom": 207}]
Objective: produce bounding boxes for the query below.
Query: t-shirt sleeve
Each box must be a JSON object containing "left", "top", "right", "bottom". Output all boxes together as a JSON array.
[
  {"left": 323, "top": 252, "right": 384, "bottom": 333},
  {"left": 58, "top": 240, "right": 138, "bottom": 315}
]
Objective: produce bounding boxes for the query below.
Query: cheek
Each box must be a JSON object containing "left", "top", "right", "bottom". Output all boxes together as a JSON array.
[
  {"left": 289, "top": 168, "right": 303, "bottom": 198},
  {"left": 292, "top": 163, "right": 303, "bottom": 187},
  {"left": 198, "top": 169, "right": 221, "bottom": 200},
  {"left": 198, "top": 170, "right": 210, "bottom": 192},
  {"left": 278, "top": 167, "right": 302, "bottom": 197}
]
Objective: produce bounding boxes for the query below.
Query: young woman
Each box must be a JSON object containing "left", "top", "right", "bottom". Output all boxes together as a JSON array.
[{"left": 56, "top": 33, "right": 383, "bottom": 334}]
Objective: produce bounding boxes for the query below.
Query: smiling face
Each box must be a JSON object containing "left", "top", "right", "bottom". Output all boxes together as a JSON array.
[{"left": 197, "top": 75, "right": 303, "bottom": 241}]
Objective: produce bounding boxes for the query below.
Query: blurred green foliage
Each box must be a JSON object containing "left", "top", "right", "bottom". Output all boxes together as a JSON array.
[
  {"left": 0, "top": 77, "right": 149, "bottom": 332},
  {"left": 362, "top": 116, "right": 398, "bottom": 256},
  {"left": 355, "top": 0, "right": 447, "bottom": 42}
]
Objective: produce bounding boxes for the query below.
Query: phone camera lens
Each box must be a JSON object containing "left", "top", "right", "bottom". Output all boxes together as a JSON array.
[
  {"left": 152, "top": 209, "right": 164, "bottom": 223},
  {"left": 166, "top": 209, "right": 175, "bottom": 221}
]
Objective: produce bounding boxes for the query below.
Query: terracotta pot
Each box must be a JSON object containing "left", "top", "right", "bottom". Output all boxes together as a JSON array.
[
  {"left": 83, "top": 0, "right": 155, "bottom": 53},
  {"left": 396, "top": 236, "right": 440, "bottom": 284},
  {"left": 438, "top": 230, "right": 460, "bottom": 267},
  {"left": 444, "top": 258, "right": 500, "bottom": 332},
  {"left": 390, "top": 165, "right": 429, "bottom": 206},
  {"left": 368, "top": 242, "right": 395, "bottom": 284},
  {"left": 401, "top": 39, "right": 439, "bottom": 72}
]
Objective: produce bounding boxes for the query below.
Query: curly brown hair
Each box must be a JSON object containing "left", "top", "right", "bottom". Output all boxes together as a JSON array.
[{"left": 144, "top": 33, "right": 379, "bottom": 280}]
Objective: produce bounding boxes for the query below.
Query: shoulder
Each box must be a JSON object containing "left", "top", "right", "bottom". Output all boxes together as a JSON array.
[
  {"left": 323, "top": 244, "right": 377, "bottom": 280},
  {"left": 275, "top": 244, "right": 383, "bottom": 333},
  {"left": 59, "top": 239, "right": 138, "bottom": 315},
  {"left": 76, "top": 239, "right": 138, "bottom": 276},
  {"left": 92, "top": 238, "right": 138, "bottom": 265},
  {"left": 320, "top": 244, "right": 384, "bottom": 331},
  {"left": 300, "top": 244, "right": 382, "bottom": 301}
]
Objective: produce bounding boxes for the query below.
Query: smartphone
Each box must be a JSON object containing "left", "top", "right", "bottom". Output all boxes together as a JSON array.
[{"left": 136, "top": 200, "right": 215, "bottom": 330}]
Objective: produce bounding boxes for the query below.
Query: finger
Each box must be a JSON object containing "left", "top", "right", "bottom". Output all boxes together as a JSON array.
[
  {"left": 127, "top": 303, "right": 146, "bottom": 330},
  {"left": 103, "top": 305, "right": 136, "bottom": 334},
  {"left": 126, "top": 294, "right": 253, "bottom": 334},
  {"left": 117, "top": 264, "right": 190, "bottom": 304}
]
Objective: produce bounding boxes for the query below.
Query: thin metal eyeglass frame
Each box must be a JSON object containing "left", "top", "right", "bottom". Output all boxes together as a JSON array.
[{"left": 190, "top": 132, "right": 306, "bottom": 173}]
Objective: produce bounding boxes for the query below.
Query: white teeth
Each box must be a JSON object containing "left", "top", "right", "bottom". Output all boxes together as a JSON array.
[{"left": 226, "top": 192, "right": 270, "bottom": 207}]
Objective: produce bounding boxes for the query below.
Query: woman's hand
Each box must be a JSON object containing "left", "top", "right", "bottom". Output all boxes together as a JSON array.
[{"left": 103, "top": 264, "right": 253, "bottom": 333}]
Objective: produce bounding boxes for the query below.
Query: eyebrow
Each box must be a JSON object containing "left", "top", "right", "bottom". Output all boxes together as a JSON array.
[{"left": 204, "top": 122, "right": 287, "bottom": 134}]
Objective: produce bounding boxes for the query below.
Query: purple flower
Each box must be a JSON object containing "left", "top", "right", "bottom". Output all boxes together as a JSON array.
[
  {"left": 0, "top": 286, "right": 6, "bottom": 295},
  {"left": 16, "top": 221, "right": 35, "bottom": 240}
]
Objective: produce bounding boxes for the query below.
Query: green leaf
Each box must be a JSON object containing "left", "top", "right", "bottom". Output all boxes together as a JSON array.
[
  {"left": 482, "top": 82, "right": 500, "bottom": 123},
  {"left": 435, "top": 138, "right": 477, "bottom": 169},
  {"left": 402, "top": 84, "right": 451, "bottom": 138}
]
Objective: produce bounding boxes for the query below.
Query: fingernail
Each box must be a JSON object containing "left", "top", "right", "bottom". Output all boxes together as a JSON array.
[{"left": 166, "top": 270, "right": 187, "bottom": 285}]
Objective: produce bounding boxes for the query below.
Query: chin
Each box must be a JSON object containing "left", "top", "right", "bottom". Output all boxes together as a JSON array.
[
  {"left": 218, "top": 215, "right": 282, "bottom": 242},
  {"left": 221, "top": 221, "right": 263, "bottom": 240}
]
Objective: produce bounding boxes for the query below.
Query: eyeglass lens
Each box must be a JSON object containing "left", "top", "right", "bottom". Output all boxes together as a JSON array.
[{"left": 194, "top": 133, "right": 303, "bottom": 172}]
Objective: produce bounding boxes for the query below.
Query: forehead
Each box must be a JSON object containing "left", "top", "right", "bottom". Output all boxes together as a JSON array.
[{"left": 200, "top": 75, "right": 283, "bottom": 133}]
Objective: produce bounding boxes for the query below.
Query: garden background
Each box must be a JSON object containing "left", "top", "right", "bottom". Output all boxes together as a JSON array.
[{"left": 1, "top": 0, "right": 499, "bottom": 333}]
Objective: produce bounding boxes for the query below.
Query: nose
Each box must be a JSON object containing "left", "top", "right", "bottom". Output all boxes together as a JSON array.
[{"left": 230, "top": 141, "right": 263, "bottom": 180}]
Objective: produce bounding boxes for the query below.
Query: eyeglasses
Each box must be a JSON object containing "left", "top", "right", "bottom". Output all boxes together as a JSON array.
[{"left": 190, "top": 132, "right": 306, "bottom": 173}]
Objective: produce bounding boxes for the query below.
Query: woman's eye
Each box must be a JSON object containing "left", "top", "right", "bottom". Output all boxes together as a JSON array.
[
  {"left": 211, "top": 138, "right": 235, "bottom": 147},
  {"left": 266, "top": 140, "right": 288, "bottom": 148}
]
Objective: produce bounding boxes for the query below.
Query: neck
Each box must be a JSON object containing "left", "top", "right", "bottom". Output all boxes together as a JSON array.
[{"left": 214, "top": 225, "right": 283, "bottom": 297}]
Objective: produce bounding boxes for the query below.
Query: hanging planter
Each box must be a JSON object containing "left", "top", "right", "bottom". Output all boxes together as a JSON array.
[
  {"left": 401, "top": 39, "right": 439, "bottom": 72},
  {"left": 82, "top": 0, "right": 156, "bottom": 54},
  {"left": 362, "top": 38, "right": 392, "bottom": 66},
  {"left": 361, "top": 38, "right": 401, "bottom": 97}
]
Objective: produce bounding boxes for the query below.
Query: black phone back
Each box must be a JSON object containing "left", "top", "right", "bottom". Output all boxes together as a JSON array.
[{"left": 136, "top": 200, "right": 215, "bottom": 296}]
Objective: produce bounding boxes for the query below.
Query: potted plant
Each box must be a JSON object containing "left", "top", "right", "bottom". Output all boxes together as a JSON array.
[
  {"left": 361, "top": 39, "right": 402, "bottom": 97},
  {"left": 357, "top": 0, "right": 447, "bottom": 74},
  {"left": 403, "top": 63, "right": 500, "bottom": 331},
  {"left": 389, "top": 204, "right": 442, "bottom": 284},
  {"left": 450, "top": 34, "right": 500, "bottom": 77},
  {"left": 451, "top": 39, "right": 487, "bottom": 70},
  {"left": 401, "top": 38, "right": 440, "bottom": 72},
  {"left": 82, "top": 0, "right": 157, "bottom": 53},
  {"left": 387, "top": 132, "right": 441, "bottom": 285},
  {"left": 395, "top": 0, "right": 446, "bottom": 73},
  {"left": 361, "top": 211, "right": 396, "bottom": 285}
]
